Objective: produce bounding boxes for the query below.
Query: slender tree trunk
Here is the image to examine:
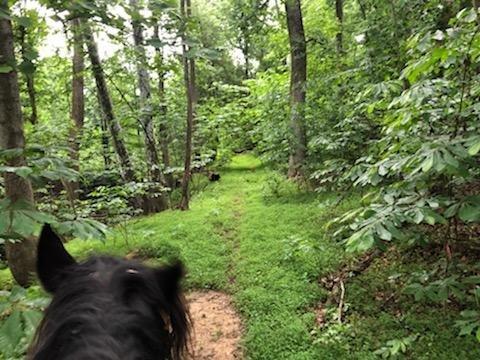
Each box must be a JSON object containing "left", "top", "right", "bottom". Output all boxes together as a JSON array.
[
  {"left": 438, "top": 0, "right": 455, "bottom": 30},
  {"left": 0, "top": 5, "right": 37, "bottom": 286},
  {"left": 64, "top": 17, "right": 85, "bottom": 201},
  {"left": 95, "top": 102, "right": 112, "bottom": 169},
  {"left": 153, "top": 24, "right": 175, "bottom": 189},
  {"left": 285, "top": 0, "right": 307, "bottom": 179},
  {"left": 180, "top": 0, "right": 196, "bottom": 211},
  {"left": 84, "top": 21, "right": 136, "bottom": 183},
  {"left": 18, "top": 24, "right": 37, "bottom": 124},
  {"left": 130, "top": 0, "right": 167, "bottom": 212},
  {"left": 357, "top": 0, "right": 367, "bottom": 20},
  {"left": 244, "top": 40, "right": 250, "bottom": 78},
  {"left": 335, "top": 0, "right": 344, "bottom": 54}
]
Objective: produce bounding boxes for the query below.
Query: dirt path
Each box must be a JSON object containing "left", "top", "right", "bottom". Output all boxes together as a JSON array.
[{"left": 187, "top": 291, "right": 243, "bottom": 359}]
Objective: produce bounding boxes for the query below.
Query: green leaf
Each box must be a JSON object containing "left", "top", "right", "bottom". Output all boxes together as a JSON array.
[
  {"left": 444, "top": 203, "right": 460, "bottom": 218},
  {"left": 421, "top": 154, "right": 434, "bottom": 172},
  {"left": 459, "top": 323, "right": 476, "bottom": 336},
  {"left": 0, "top": 8, "right": 11, "bottom": 20},
  {"left": 461, "top": 310, "right": 479, "bottom": 318},
  {"left": 9, "top": 286, "right": 26, "bottom": 302},
  {"left": 468, "top": 139, "right": 480, "bottom": 156},
  {"left": 18, "top": 61, "right": 35, "bottom": 75},
  {"left": 0, "top": 64, "right": 13, "bottom": 73},
  {"left": 0, "top": 310, "right": 23, "bottom": 356},
  {"left": 375, "top": 223, "right": 392, "bottom": 241},
  {"left": 442, "top": 150, "right": 459, "bottom": 168},
  {"left": 146, "top": 38, "right": 168, "bottom": 48},
  {"left": 459, "top": 204, "right": 480, "bottom": 222},
  {"left": 346, "top": 230, "right": 375, "bottom": 252},
  {"left": 422, "top": 208, "right": 447, "bottom": 225},
  {"left": 0, "top": 166, "right": 33, "bottom": 178},
  {"left": 413, "top": 210, "right": 424, "bottom": 224},
  {"left": 464, "top": 9, "right": 478, "bottom": 23},
  {"left": 384, "top": 193, "right": 394, "bottom": 204},
  {"left": 22, "top": 310, "right": 42, "bottom": 335},
  {"left": 15, "top": 16, "right": 32, "bottom": 28}
]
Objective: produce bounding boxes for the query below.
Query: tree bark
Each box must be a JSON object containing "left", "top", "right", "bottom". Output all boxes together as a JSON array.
[
  {"left": 244, "top": 39, "right": 250, "bottom": 79},
  {"left": 64, "top": 17, "right": 85, "bottom": 201},
  {"left": 18, "top": 24, "right": 37, "bottom": 124},
  {"left": 153, "top": 24, "right": 175, "bottom": 189},
  {"left": 285, "top": 0, "right": 307, "bottom": 179},
  {"left": 84, "top": 21, "right": 136, "bottom": 183},
  {"left": 98, "top": 108, "right": 112, "bottom": 169},
  {"left": 438, "top": 0, "right": 455, "bottom": 30},
  {"left": 357, "top": 0, "right": 367, "bottom": 20},
  {"left": 0, "top": 5, "right": 37, "bottom": 286},
  {"left": 179, "top": 0, "right": 196, "bottom": 211},
  {"left": 130, "top": 0, "right": 168, "bottom": 212},
  {"left": 335, "top": 0, "right": 344, "bottom": 54}
]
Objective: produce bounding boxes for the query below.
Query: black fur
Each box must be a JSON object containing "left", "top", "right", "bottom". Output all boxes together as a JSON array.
[
  {"left": 29, "top": 225, "right": 190, "bottom": 360},
  {"left": 208, "top": 172, "right": 221, "bottom": 182}
]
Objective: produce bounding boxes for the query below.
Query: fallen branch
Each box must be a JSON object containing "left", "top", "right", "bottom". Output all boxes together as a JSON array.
[{"left": 338, "top": 279, "right": 345, "bottom": 324}]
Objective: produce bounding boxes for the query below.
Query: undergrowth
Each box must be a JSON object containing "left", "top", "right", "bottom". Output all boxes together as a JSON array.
[{"left": 0, "top": 155, "right": 479, "bottom": 359}]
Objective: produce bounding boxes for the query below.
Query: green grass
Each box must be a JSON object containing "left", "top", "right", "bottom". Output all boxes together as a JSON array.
[
  {"left": 1, "top": 153, "right": 479, "bottom": 359},
  {"left": 0, "top": 268, "right": 14, "bottom": 290}
]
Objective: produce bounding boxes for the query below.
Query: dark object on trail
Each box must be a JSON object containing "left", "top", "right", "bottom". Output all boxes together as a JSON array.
[
  {"left": 175, "top": 178, "right": 182, "bottom": 189},
  {"left": 28, "top": 224, "right": 190, "bottom": 360},
  {"left": 208, "top": 172, "right": 221, "bottom": 182}
]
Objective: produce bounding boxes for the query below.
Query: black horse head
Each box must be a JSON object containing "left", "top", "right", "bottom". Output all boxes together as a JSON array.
[{"left": 28, "top": 224, "right": 190, "bottom": 360}]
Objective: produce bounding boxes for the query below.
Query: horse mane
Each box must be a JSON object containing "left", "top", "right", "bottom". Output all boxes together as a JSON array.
[{"left": 28, "top": 256, "right": 190, "bottom": 360}]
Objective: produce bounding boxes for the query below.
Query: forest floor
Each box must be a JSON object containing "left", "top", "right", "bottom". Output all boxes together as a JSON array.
[{"left": 1, "top": 154, "right": 479, "bottom": 359}]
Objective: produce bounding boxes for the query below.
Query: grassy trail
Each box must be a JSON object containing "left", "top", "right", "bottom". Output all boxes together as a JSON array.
[
  {"left": 46, "top": 155, "right": 480, "bottom": 358},
  {"left": 66, "top": 154, "right": 352, "bottom": 358}
]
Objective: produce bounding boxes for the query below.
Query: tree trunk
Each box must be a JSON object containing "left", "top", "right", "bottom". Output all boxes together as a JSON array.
[
  {"left": 335, "top": 0, "right": 344, "bottom": 54},
  {"left": 179, "top": 0, "right": 196, "bottom": 211},
  {"left": 18, "top": 24, "right": 37, "bottom": 124},
  {"left": 153, "top": 24, "right": 175, "bottom": 189},
  {"left": 130, "top": 0, "right": 167, "bottom": 212},
  {"left": 64, "top": 17, "right": 85, "bottom": 202},
  {"left": 0, "top": 6, "right": 37, "bottom": 286},
  {"left": 84, "top": 21, "right": 136, "bottom": 183},
  {"left": 438, "top": 0, "right": 455, "bottom": 30},
  {"left": 357, "top": 0, "right": 367, "bottom": 20},
  {"left": 285, "top": 0, "right": 307, "bottom": 179},
  {"left": 98, "top": 108, "right": 112, "bottom": 169},
  {"left": 244, "top": 40, "right": 250, "bottom": 79}
]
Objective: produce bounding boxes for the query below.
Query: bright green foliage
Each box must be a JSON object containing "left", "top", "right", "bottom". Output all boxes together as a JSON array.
[
  {"left": 0, "top": 140, "right": 109, "bottom": 241},
  {"left": 2, "top": 156, "right": 478, "bottom": 358},
  {"left": 2, "top": 0, "right": 480, "bottom": 356},
  {"left": 0, "top": 286, "right": 48, "bottom": 359},
  {"left": 328, "top": 7, "right": 480, "bottom": 254},
  {"left": 374, "top": 334, "right": 419, "bottom": 358}
]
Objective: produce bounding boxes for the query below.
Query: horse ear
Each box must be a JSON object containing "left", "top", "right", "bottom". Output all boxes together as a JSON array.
[
  {"left": 154, "top": 261, "right": 184, "bottom": 300},
  {"left": 37, "top": 224, "right": 76, "bottom": 293}
]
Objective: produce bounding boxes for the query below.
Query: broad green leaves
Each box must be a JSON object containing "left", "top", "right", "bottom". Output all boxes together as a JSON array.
[
  {"left": 329, "top": 4, "right": 480, "bottom": 260},
  {"left": 374, "top": 334, "right": 418, "bottom": 358},
  {"left": 0, "top": 286, "right": 48, "bottom": 358},
  {"left": 466, "top": 136, "right": 480, "bottom": 156}
]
